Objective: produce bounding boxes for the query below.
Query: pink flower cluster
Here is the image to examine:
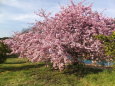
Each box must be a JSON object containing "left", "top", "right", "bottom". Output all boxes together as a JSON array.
[{"left": 4, "top": 1, "right": 115, "bottom": 70}]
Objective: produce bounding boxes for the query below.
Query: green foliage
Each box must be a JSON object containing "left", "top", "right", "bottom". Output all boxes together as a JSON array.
[
  {"left": 0, "top": 41, "right": 11, "bottom": 63},
  {"left": 95, "top": 32, "right": 115, "bottom": 60}
]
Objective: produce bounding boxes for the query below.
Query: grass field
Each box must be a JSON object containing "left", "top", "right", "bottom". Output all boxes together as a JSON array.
[{"left": 0, "top": 58, "right": 115, "bottom": 86}]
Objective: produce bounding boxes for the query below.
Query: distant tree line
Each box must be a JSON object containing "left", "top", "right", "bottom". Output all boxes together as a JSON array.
[{"left": 0, "top": 37, "right": 12, "bottom": 40}]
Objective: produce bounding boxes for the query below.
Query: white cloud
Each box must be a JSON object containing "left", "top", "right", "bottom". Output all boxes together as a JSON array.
[
  {"left": 1, "top": 0, "right": 35, "bottom": 10},
  {"left": 0, "top": 0, "right": 115, "bottom": 38},
  {"left": 0, "top": 0, "right": 60, "bottom": 23},
  {"left": 12, "top": 14, "right": 39, "bottom": 21},
  {"left": 0, "top": 12, "right": 41, "bottom": 23}
]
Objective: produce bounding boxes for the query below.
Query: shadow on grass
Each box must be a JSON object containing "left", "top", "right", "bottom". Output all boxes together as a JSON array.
[
  {"left": 4, "top": 61, "right": 27, "bottom": 64},
  {"left": 0, "top": 59, "right": 112, "bottom": 78},
  {"left": 7, "top": 54, "right": 19, "bottom": 58},
  {"left": 0, "top": 63, "right": 45, "bottom": 73},
  {"left": 63, "top": 63, "right": 105, "bottom": 77}
]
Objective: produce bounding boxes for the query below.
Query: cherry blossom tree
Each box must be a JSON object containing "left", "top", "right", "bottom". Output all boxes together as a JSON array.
[{"left": 4, "top": 1, "right": 115, "bottom": 70}]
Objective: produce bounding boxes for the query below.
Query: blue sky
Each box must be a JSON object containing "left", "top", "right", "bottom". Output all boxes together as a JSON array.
[{"left": 0, "top": 0, "right": 115, "bottom": 37}]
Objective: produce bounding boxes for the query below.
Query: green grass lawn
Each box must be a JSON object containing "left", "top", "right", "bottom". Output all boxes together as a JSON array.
[{"left": 0, "top": 58, "right": 115, "bottom": 86}]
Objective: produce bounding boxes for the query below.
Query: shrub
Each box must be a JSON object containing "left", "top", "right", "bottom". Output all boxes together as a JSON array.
[
  {"left": 95, "top": 32, "right": 115, "bottom": 61},
  {"left": 0, "top": 41, "right": 11, "bottom": 63}
]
